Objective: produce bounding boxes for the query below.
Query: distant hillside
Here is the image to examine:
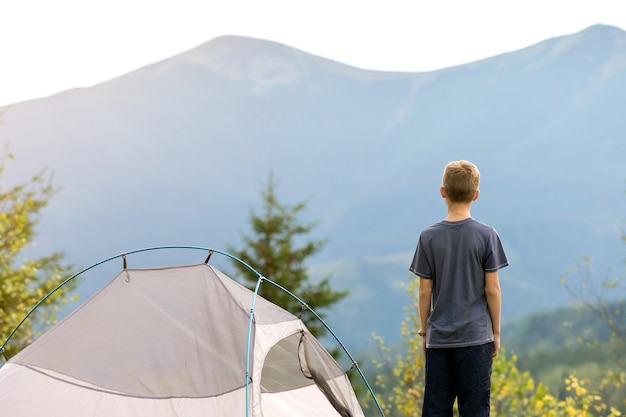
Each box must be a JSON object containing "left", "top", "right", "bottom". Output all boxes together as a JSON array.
[
  {"left": 2, "top": 24, "right": 626, "bottom": 350},
  {"left": 502, "top": 298, "right": 626, "bottom": 407}
]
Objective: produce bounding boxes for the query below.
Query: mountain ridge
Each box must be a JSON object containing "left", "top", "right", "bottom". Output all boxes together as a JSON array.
[{"left": 2, "top": 24, "right": 625, "bottom": 349}]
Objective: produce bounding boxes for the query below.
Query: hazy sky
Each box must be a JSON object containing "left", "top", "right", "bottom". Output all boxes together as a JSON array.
[{"left": 1, "top": 0, "right": 625, "bottom": 105}]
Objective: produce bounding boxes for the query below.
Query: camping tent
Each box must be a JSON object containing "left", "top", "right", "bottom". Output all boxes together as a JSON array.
[{"left": 0, "top": 248, "right": 382, "bottom": 417}]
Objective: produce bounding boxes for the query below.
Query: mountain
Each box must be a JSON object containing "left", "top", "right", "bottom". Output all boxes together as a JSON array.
[{"left": 2, "top": 25, "right": 626, "bottom": 350}]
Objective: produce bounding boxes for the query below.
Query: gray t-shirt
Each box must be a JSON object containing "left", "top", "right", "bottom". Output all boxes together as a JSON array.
[{"left": 409, "top": 217, "right": 508, "bottom": 348}]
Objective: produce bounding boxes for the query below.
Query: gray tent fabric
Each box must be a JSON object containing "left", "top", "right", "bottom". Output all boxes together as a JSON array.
[
  {"left": 299, "top": 332, "right": 356, "bottom": 417},
  {"left": 0, "top": 263, "right": 365, "bottom": 416}
]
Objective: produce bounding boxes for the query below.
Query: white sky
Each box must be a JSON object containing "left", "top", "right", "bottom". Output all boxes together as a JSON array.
[{"left": 1, "top": 0, "right": 625, "bottom": 105}]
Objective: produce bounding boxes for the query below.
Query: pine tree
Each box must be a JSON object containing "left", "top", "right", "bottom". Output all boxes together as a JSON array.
[{"left": 228, "top": 172, "right": 347, "bottom": 338}]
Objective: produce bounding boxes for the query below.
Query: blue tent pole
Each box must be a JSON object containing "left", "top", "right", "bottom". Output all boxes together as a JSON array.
[{"left": 245, "top": 276, "right": 264, "bottom": 417}]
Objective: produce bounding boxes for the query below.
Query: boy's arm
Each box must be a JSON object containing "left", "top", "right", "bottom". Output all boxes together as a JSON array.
[
  {"left": 485, "top": 271, "right": 501, "bottom": 357},
  {"left": 418, "top": 277, "right": 432, "bottom": 354}
]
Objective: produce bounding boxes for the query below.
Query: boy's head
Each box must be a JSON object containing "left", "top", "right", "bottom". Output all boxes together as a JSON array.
[{"left": 441, "top": 160, "right": 480, "bottom": 203}]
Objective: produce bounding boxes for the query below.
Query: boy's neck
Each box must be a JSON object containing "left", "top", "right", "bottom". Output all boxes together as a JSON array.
[{"left": 444, "top": 201, "right": 472, "bottom": 222}]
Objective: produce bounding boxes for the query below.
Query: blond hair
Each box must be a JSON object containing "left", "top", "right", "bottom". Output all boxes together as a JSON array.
[{"left": 442, "top": 160, "right": 480, "bottom": 203}]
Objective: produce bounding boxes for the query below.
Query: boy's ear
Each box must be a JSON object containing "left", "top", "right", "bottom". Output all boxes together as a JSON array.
[
  {"left": 473, "top": 190, "right": 480, "bottom": 201},
  {"left": 440, "top": 186, "right": 446, "bottom": 198}
]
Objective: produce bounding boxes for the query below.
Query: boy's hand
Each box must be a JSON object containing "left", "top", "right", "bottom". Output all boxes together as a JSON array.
[{"left": 492, "top": 334, "right": 500, "bottom": 357}]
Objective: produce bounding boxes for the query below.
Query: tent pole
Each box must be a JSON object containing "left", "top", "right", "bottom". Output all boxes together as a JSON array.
[{"left": 245, "top": 275, "right": 263, "bottom": 417}]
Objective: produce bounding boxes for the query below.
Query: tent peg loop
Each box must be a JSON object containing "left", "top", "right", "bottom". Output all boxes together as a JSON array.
[
  {"left": 121, "top": 254, "right": 131, "bottom": 282},
  {"left": 297, "top": 303, "right": 308, "bottom": 318},
  {"left": 0, "top": 347, "right": 7, "bottom": 362},
  {"left": 204, "top": 249, "right": 214, "bottom": 264}
]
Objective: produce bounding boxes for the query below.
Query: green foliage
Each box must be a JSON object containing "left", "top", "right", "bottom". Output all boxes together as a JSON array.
[
  {"left": 368, "top": 274, "right": 624, "bottom": 416},
  {"left": 494, "top": 296, "right": 626, "bottom": 412},
  {"left": 557, "top": 231, "right": 626, "bottom": 411},
  {"left": 227, "top": 172, "right": 348, "bottom": 338},
  {"left": 0, "top": 151, "right": 75, "bottom": 359}
]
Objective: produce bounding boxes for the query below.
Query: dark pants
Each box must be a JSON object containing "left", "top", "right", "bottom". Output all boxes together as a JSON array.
[{"left": 422, "top": 342, "right": 493, "bottom": 417}]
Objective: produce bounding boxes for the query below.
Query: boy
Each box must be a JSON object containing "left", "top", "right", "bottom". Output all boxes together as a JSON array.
[{"left": 409, "top": 160, "right": 508, "bottom": 417}]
